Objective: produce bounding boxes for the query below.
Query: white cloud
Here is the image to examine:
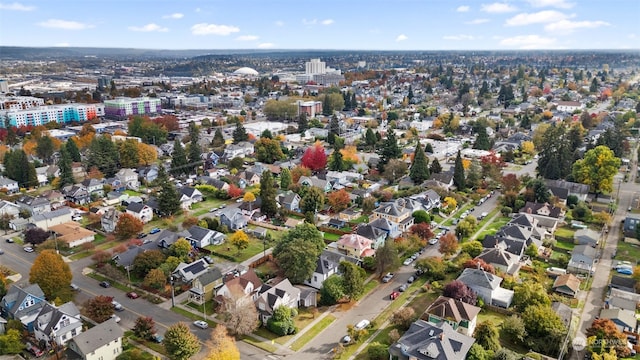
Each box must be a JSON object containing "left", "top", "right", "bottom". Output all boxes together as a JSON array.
[
  {"left": 321, "top": 19, "right": 334, "bottom": 25},
  {"left": 302, "top": 19, "right": 317, "bottom": 25},
  {"left": 456, "top": 5, "right": 470, "bottom": 12},
  {"left": 544, "top": 19, "right": 610, "bottom": 32},
  {"left": 191, "top": 23, "right": 240, "bottom": 36},
  {"left": 54, "top": 42, "right": 70, "bottom": 47},
  {"left": 396, "top": 34, "right": 408, "bottom": 42},
  {"left": 258, "top": 43, "right": 274, "bottom": 49},
  {"left": 499, "top": 34, "right": 557, "bottom": 49},
  {"left": 465, "top": 18, "right": 490, "bottom": 25},
  {"left": 236, "top": 35, "right": 259, "bottom": 41},
  {"left": 128, "top": 23, "right": 168, "bottom": 32},
  {"left": 527, "top": 0, "right": 574, "bottom": 9},
  {"left": 481, "top": 2, "right": 517, "bottom": 13},
  {"left": 505, "top": 10, "right": 570, "bottom": 26},
  {"left": 162, "top": 13, "right": 183, "bottom": 19},
  {"left": 275, "top": 20, "right": 284, "bottom": 27},
  {"left": 443, "top": 34, "right": 475, "bottom": 40},
  {"left": 38, "top": 19, "right": 94, "bottom": 30},
  {"left": 0, "top": 2, "right": 35, "bottom": 11}
]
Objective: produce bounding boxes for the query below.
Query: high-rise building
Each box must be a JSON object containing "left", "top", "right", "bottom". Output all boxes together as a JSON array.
[
  {"left": 0, "top": 104, "right": 98, "bottom": 128},
  {"left": 305, "top": 59, "right": 326, "bottom": 75},
  {"left": 0, "top": 95, "right": 45, "bottom": 110},
  {"left": 0, "top": 80, "right": 8, "bottom": 93},
  {"left": 104, "top": 97, "right": 162, "bottom": 119}
]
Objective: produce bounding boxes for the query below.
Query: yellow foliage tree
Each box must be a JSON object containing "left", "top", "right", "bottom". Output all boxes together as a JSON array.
[
  {"left": 520, "top": 141, "right": 535, "bottom": 155},
  {"left": 443, "top": 197, "right": 457, "bottom": 213},
  {"left": 0, "top": 145, "right": 9, "bottom": 162},
  {"left": 137, "top": 142, "right": 157, "bottom": 166},
  {"left": 22, "top": 140, "right": 37, "bottom": 155},
  {"left": 462, "top": 159, "right": 471, "bottom": 170},
  {"left": 243, "top": 192, "right": 256, "bottom": 203},
  {"left": 340, "top": 146, "right": 360, "bottom": 163},
  {"left": 229, "top": 230, "right": 249, "bottom": 254},
  {"left": 205, "top": 325, "right": 240, "bottom": 360}
]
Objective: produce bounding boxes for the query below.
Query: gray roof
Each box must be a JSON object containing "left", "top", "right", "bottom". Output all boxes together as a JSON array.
[
  {"left": 36, "top": 301, "right": 81, "bottom": 336},
  {"left": 32, "top": 207, "right": 73, "bottom": 222},
  {"left": 315, "top": 250, "right": 361, "bottom": 276},
  {"left": 126, "top": 202, "right": 146, "bottom": 213},
  {"left": 1, "top": 283, "right": 46, "bottom": 319},
  {"left": 111, "top": 242, "right": 158, "bottom": 268},
  {"left": 356, "top": 224, "right": 386, "bottom": 240},
  {"left": 68, "top": 318, "right": 123, "bottom": 356},
  {"left": 389, "top": 320, "right": 475, "bottom": 360},
  {"left": 457, "top": 268, "right": 503, "bottom": 291}
]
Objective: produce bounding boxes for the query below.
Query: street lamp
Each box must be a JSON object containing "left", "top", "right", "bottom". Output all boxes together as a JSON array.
[{"left": 169, "top": 276, "right": 175, "bottom": 308}]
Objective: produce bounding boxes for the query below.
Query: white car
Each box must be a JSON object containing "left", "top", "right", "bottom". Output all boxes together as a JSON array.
[
  {"left": 382, "top": 273, "right": 394, "bottom": 283},
  {"left": 354, "top": 319, "right": 370, "bottom": 331},
  {"left": 403, "top": 258, "right": 413, "bottom": 266},
  {"left": 193, "top": 320, "right": 209, "bottom": 329},
  {"left": 110, "top": 314, "right": 121, "bottom": 323},
  {"left": 428, "top": 237, "right": 439, "bottom": 245}
]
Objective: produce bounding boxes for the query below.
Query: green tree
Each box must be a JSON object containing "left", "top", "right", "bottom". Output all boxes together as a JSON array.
[
  {"left": 260, "top": 170, "right": 278, "bottom": 218},
  {"left": 375, "top": 241, "right": 400, "bottom": 276},
  {"left": 255, "top": 138, "right": 285, "bottom": 164},
  {"left": 187, "top": 122, "right": 202, "bottom": 174},
  {"left": 572, "top": 145, "right": 621, "bottom": 198},
  {"left": 212, "top": 128, "right": 225, "bottom": 147},
  {"left": 133, "top": 249, "right": 166, "bottom": 277},
  {"left": 328, "top": 114, "right": 340, "bottom": 144},
  {"left": 365, "top": 128, "right": 377, "bottom": 149},
  {"left": 536, "top": 123, "right": 574, "bottom": 180},
  {"left": 298, "top": 113, "right": 308, "bottom": 134},
  {"left": 466, "top": 343, "right": 490, "bottom": 360},
  {"left": 0, "top": 329, "right": 24, "bottom": 354},
  {"left": 501, "top": 315, "right": 527, "bottom": 343},
  {"left": 232, "top": 121, "right": 248, "bottom": 143},
  {"left": 526, "top": 178, "right": 551, "bottom": 203},
  {"left": 86, "top": 136, "right": 120, "bottom": 177},
  {"left": 453, "top": 150, "right": 466, "bottom": 190},
  {"left": 461, "top": 241, "right": 484, "bottom": 258},
  {"left": 170, "top": 139, "right": 188, "bottom": 176},
  {"left": 280, "top": 168, "right": 292, "bottom": 190},
  {"left": 300, "top": 186, "right": 325, "bottom": 216},
  {"left": 409, "top": 143, "right": 430, "bottom": 183},
  {"left": 590, "top": 77, "right": 599, "bottom": 93},
  {"left": 58, "top": 146, "right": 75, "bottom": 188},
  {"left": 267, "top": 306, "right": 297, "bottom": 336},
  {"left": 29, "top": 250, "right": 73, "bottom": 302},
  {"left": 157, "top": 165, "right": 181, "bottom": 216},
  {"left": 328, "top": 148, "right": 345, "bottom": 171},
  {"left": 163, "top": 322, "right": 201, "bottom": 360},
  {"left": 339, "top": 261, "right": 366, "bottom": 300},
  {"left": 377, "top": 130, "right": 401, "bottom": 171},
  {"left": 412, "top": 210, "right": 430, "bottom": 224},
  {"left": 429, "top": 157, "right": 442, "bottom": 174},
  {"left": 512, "top": 282, "right": 551, "bottom": 312},
  {"left": 36, "top": 135, "right": 55, "bottom": 164},
  {"left": 169, "top": 238, "right": 191, "bottom": 260},
  {"left": 272, "top": 223, "right": 325, "bottom": 284},
  {"left": 3, "top": 149, "right": 38, "bottom": 188},
  {"left": 118, "top": 139, "right": 140, "bottom": 168},
  {"left": 473, "top": 126, "right": 491, "bottom": 150},
  {"left": 474, "top": 321, "right": 501, "bottom": 351},
  {"left": 521, "top": 304, "right": 566, "bottom": 354},
  {"left": 143, "top": 268, "right": 167, "bottom": 290},
  {"left": 319, "top": 275, "right": 344, "bottom": 305},
  {"left": 382, "top": 159, "right": 408, "bottom": 183}
]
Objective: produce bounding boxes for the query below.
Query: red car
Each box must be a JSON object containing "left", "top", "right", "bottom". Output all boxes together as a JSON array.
[
  {"left": 126, "top": 292, "right": 140, "bottom": 299},
  {"left": 390, "top": 291, "right": 400, "bottom": 300}
]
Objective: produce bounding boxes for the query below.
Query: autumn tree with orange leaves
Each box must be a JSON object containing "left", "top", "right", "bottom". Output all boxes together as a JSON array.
[{"left": 327, "top": 189, "right": 351, "bottom": 213}]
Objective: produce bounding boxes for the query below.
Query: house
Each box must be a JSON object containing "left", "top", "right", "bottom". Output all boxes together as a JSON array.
[
  {"left": 49, "top": 222, "right": 97, "bottom": 248},
  {"left": 622, "top": 217, "right": 640, "bottom": 237},
  {"left": 356, "top": 224, "right": 387, "bottom": 249},
  {"left": 182, "top": 225, "right": 225, "bottom": 248},
  {"left": 328, "top": 218, "right": 346, "bottom": 229},
  {"left": 607, "top": 288, "right": 640, "bottom": 312},
  {"left": 71, "top": 162, "right": 86, "bottom": 180},
  {"left": 239, "top": 197, "right": 263, "bottom": 218},
  {"left": 456, "top": 268, "right": 514, "bottom": 308},
  {"left": 409, "top": 189, "right": 442, "bottom": 211},
  {"left": 200, "top": 177, "right": 230, "bottom": 192},
  {"left": 422, "top": 296, "right": 481, "bottom": 337},
  {"left": 371, "top": 201, "right": 414, "bottom": 235},
  {"left": 115, "top": 168, "right": 139, "bottom": 190},
  {"left": 0, "top": 177, "right": 19, "bottom": 193},
  {"left": 599, "top": 308, "right": 637, "bottom": 333},
  {"left": 519, "top": 202, "right": 565, "bottom": 232},
  {"left": 427, "top": 171, "right": 454, "bottom": 190},
  {"left": 62, "top": 185, "right": 90, "bottom": 205},
  {"left": 298, "top": 287, "right": 318, "bottom": 308},
  {"left": 545, "top": 179, "right": 590, "bottom": 202},
  {"left": 100, "top": 208, "right": 121, "bottom": 233},
  {"left": 34, "top": 302, "right": 83, "bottom": 346},
  {"left": 609, "top": 275, "right": 637, "bottom": 293},
  {"left": 547, "top": 185, "right": 569, "bottom": 204},
  {"left": 65, "top": 318, "right": 123, "bottom": 360},
  {"left": 222, "top": 141, "right": 254, "bottom": 161},
  {"left": 389, "top": 320, "right": 475, "bottom": 360},
  {"left": 567, "top": 244, "right": 597, "bottom": 274},
  {"left": 0, "top": 200, "right": 20, "bottom": 218},
  {"left": 102, "top": 191, "right": 128, "bottom": 206},
  {"left": 111, "top": 242, "right": 159, "bottom": 270},
  {"left": 551, "top": 302, "right": 573, "bottom": 329},
  {"left": 552, "top": 274, "right": 581, "bottom": 298},
  {"left": 474, "top": 247, "right": 521, "bottom": 275},
  {"left": 42, "top": 190, "right": 66, "bottom": 209},
  {"left": 506, "top": 213, "right": 549, "bottom": 241},
  {"left": 219, "top": 208, "right": 247, "bottom": 231},
  {"left": 156, "top": 229, "right": 181, "bottom": 249},
  {"left": 574, "top": 228, "right": 600, "bottom": 247},
  {"left": 239, "top": 171, "right": 261, "bottom": 186},
  {"left": 46, "top": 165, "right": 61, "bottom": 178},
  {"left": 179, "top": 187, "right": 204, "bottom": 209},
  {"left": 31, "top": 206, "right": 74, "bottom": 231},
  {"left": 189, "top": 267, "right": 224, "bottom": 304},
  {"left": 125, "top": 202, "right": 153, "bottom": 223},
  {"left": 172, "top": 259, "right": 211, "bottom": 284},
  {"left": 256, "top": 279, "right": 300, "bottom": 324},
  {"left": 216, "top": 268, "right": 263, "bottom": 304},
  {"left": 298, "top": 176, "right": 333, "bottom": 193},
  {"left": 15, "top": 195, "right": 51, "bottom": 216},
  {"left": 137, "top": 165, "right": 159, "bottom": 184},
  {"left": 338, "top": 208, "right": 362, "bottom": 222},
  {"left": 104, "top": 177, "right": 124, "bottom": 192},
  {"left": 278, "top": 192, "right": 301, "bottom": 212},
  {"left": 0, "top": 284, "right": 47, "bottom": 331},
  {"left": 305, "top": 250, "right": 361, "bottom": 289},
  {"left": 336, "top": 234, "right": 375, "bottom": 259},
  {"left": 555, "top": 100, "right": 584, "bottom": 112},
  {"left": 81, "top": 178, "right": 105, "bottom": 197}
]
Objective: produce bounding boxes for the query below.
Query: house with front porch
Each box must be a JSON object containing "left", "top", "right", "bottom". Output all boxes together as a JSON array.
[
  {"left": 256, "top": 279, "right": 300, "bottom": 324},
  {"left": 172, "top": 259, "right": 211, "bottom": 284},
  {"left": 216, "top": 268, "right": 263, "bottom": 305},
  {"left": 65, "top": 318, "right": 123, "bottom": 360},
  {"left": 369, "top": 200, "right": 414, "bottom": 238},
  {"left": 305, "top": 250, "right": 361, "bottom": 289},
  {"left": 189, "top": 267, "right": 224, "bottom": 304},
  {"left": 179, "top": 187, "right": 204, "bottom": 209},
  {"left": 456, "top": 268, "right": 514, "bottom": 308},
  {"left": 100, "top": 208, "right": 121, "bottom": 233},
  {"left": 125, "top": 202, "right": 153, "bottom": 223},
  {"left": 219, "top": 208, "right": 247, "bottom": 230},
  {"left": 422, "top": 296, "right": 481, "bottom": 337},
  {"left": 336, "top": 234, "right": 375, "bottom": 259},
  {"left": 181, "top": 225, "right": 225, "bottom": 248},
  {"left": 115, "top": 168, "right": 139, "bottom": 190},
  {"left": 62, "top": 184, "right": 90, "bottom": 205},
  {"left": 81, "top": 178, "right": 106, "bottom": 198}
]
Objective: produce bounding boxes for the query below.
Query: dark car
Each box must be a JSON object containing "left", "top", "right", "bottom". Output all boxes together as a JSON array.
[
  {"left": 407, "top": 276, "right": 415, "bottom": 284},
  {"left": 136, "top": 233, "right": 148, "bottom": 239},
  {"left": 5, "top": 238, "right": 13, "bottom": 243},
  {"left": 99, "top": 281, "right": 111, "bottom": 288},
  {"left": 127, "top": 292, "right": 140, "bottom": 299}
]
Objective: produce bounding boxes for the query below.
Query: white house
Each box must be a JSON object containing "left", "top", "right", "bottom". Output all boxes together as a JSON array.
[
  {"left": 31, "top": 207, "right": 74, "bottom": 231},
  {"left": 0, "top": 177, "right": 19, "bottom": 193},
  {"left": 125, "top": 202, "right": 153, "bottom": 223},
  {"left": 115, "top": 168, "right": 139, "bottom": 190},
  {"left": 66, "top": 318, "right": 123, "bottom": 360},
  {"left": 34, "top": 302, "right": 83, "bottom": 347},
  {"left": 256, "top": 279, "right": 300, "bottom": 323},
  {"left": 555, "top": 101, "right": 584, "bottom": 112}
]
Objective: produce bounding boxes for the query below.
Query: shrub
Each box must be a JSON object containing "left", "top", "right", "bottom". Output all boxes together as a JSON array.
[{"left": 367, "top": 342, "right": 388, "bottom": 360}]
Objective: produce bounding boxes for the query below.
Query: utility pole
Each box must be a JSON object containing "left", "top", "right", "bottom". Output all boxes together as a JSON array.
[{"left": 170, "top": 276, "right": 175, "bottom": 308}]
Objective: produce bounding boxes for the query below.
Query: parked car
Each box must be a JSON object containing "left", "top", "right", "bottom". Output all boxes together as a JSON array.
[
  {"left": 99, "top": 281, "right": 111, "bottom": 288},
  {"left": 149, "top": 228, "right": 161, "bottom": 234},
  {"left": 126, "top": 292, "right": 140, "bottom": 299},
  {"left": 203, "top": 255, "right": 214, "bottom": 264},
  {"left": 354, "top": 319, "right": 370, "bottom": 331},
  {"left": 23, "top": 246, "right": 34, "bottom": 253},
  {"left": 428, "top": 237, "right": 439, "bottom": 245},
  {"left": 340, "top": 335, "right": 352, "bottom": 345},
  {"left": 390, "top": 291, "right": 400, "bottom": 300},
  {"left": 25, "top": 342, "right": 44, "bottom": 357},
  {"left": 110, "top": 314, "right": 121, "bottom": 323},
  {"left": 5, "top": 238, "right": 13, "bottom": 243},
  {"left": 151, "top": 333, "right": 164, "bottom": 343},
  {"left": 70, "top": 283, "right": 80, "bottom": 291},
  {"left": 398, "top": 284, "right": 408, "bottom": 292},
  {"left": 382, "top": 273, "right": 394, "bottom": 283},
  {"left": 193, "top": 320, "right": 209, "bottom": 329},
  {"left": 617, "top": 267, "right": 633, "bottom": 275},
  {"left": 136, "top": 232, "right": 147, "bottom": 239},
  {"left": 403, "top": 258, "right": 413, "bottom": 266},
  {"left": 112, "top": 301, "right": 124, "bottom": 311},
  {"left": 407, "top": 276, "right": 415, "bottom": 284},
  {"left": 0, "top": 249, "right": 4, "bottom": 255}
]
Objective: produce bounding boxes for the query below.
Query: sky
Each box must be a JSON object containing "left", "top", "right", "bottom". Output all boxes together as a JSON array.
[{"left": 0, "top": 0, "right": 638, "bottom": 50}]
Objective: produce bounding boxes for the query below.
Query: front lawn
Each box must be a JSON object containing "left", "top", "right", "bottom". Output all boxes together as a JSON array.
[
  {"left": 616, "top": 240, "right": 640, "bottom": 263},
  {"left": 324, "top": 232, "right": 341, "bottom": 241},
  {"left": 290, "top": 314, "right": 336, "bottom": 351},
  {"left": 555, "top": 227, "right": 576, "bottom": 241},
  {"left": 253, "top": 308, "right": 324, "bottom": 345},
  {"left": 206, "top": 235, "right": 271, "bottom": 262}
]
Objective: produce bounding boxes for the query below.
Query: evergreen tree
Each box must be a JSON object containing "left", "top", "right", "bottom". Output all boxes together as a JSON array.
[
  {"left": 328, "top": 115, "right": 340, "bottom": 145},
  {"left": 409, "top": 143, "right": 430, "bottom": 183},
  {"left": 260, "top": 170, "right": 278, "bottom": 218},
  {"left": 58, "top": 147, "right": 75, "bottom": 188},
  {"left": 65, "top": 138, "right": 81, "bottom": 162},
  {"left": 479, "top": 81, "right": 489, "bottom": 97},
  {"left": 328, "top": 149, "right": 345, "bottom": 171},
  {"left": 261, "top": 129, "right": 273, "bottom": 139},
  {"left": 590, "top": 77, "right": 598, "bottom": 93},
  {"left": 4, "top": 119, "right": 17, "bottom": 146},
  {"left": 424, "top": 142, "right": 434, "bottom": 154},
  {"left": 232, "top": 121, "right": 249, "bottom": 143},
  {"left": 377, "top": 129, "right": 401, "bottom": 172},
  {"left": 187, "top": 122, "right": 201, "bottom": 174},
  {"left": 473, "top": 126, "right": 491, "bottom": 150},
  {"left": 212, "top": 128, "right": 225, "bottom": 147},
  {"left": 365, "top": 128, "right": 377, "bottom": 149},
  {"left": 157, "top": 165, "right": 180, "bottom": 216},
  {"left": 170, "top": 139, "right": 188, "bottom": 176},
  {"left": 453, "top": 150, "right": 466, "bottom": 190},
  {"left": 36, "top": 136, "right": 55, "bottom": 164},
  {"left": 322, "top": 95, "right": 332, "bottom": 116},
  {"left": 298, "top": 113, "right": 308, "bottom": 134},
  {"left": 280, "top": 168, "right": 292, "bottom": 190},
  {"left": 351, "top": 93, "right": 357, "bottom": 109},
  {"left": 407, "top": 85, "right": 414, "bottom": 100},
  {"left": 86, "top": 136, "right": 120, "bottom": 177},
  {"left": 430, "top": 158, "right": 442, "bottom": 174}
]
